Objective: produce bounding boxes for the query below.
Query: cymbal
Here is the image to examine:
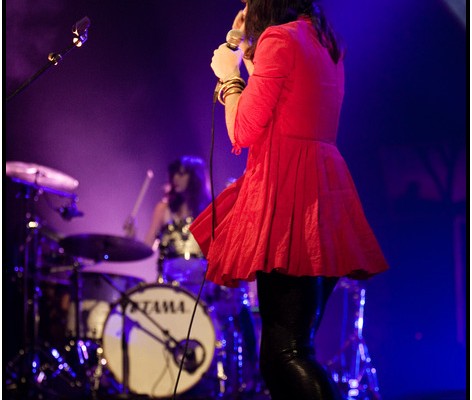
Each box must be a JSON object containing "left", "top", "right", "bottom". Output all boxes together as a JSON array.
[
  {"left": 6, "top": 161, "right": 79, "bottom": 194},
  {"left": 59, "top": 234, "right": 153, "bottom": 262}
]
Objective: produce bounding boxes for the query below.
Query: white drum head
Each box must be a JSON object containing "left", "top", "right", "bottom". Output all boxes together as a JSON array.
[{"left": 102, "top": 284, "right": 216, "bottom": 398}]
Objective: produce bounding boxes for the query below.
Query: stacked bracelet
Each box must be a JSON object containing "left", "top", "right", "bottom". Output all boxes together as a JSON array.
[{"left": 218, "top": 76, "right": 246, "bottom": 105}]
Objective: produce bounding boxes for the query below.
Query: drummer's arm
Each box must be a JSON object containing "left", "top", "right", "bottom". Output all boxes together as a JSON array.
[{"left": 144, "top": 201, "right": 168, "bottom": 249}]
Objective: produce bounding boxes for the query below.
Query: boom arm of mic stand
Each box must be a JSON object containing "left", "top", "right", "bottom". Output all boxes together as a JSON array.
[
  {"left": 7, "top": 40, "right": 81, "bottom": 103},
  {"left": 99, "top": 273, "right": 182, "bottom": 347}
]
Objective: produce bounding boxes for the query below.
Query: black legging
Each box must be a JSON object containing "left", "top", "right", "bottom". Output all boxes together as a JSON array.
[{"left": 256, "top": 271, "right": 342, "bottom": 400}]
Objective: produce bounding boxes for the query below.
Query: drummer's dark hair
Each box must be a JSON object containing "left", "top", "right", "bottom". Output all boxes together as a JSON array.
[{"left": 167, "top": 156, "right": 211, "bottom": 216}]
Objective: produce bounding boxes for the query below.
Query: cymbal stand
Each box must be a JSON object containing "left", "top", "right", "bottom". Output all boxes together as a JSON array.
[
  {"left": 325, "top": 279, "right": 382, "bottom": 400},
  {"left": 68, "top": 262, "right": 91, "bottom": 372},
  {"left": 64, "top": 261, "right": 101, "bottom": 399},
  {"left": 5, "top": 184, "right": 83, "bottom": 398},
  {"left": 4, "top": 185, "right": 42, "bottom": 390},
  {"left": 6, "top": 186, "right": 56, "bottom": 394}
]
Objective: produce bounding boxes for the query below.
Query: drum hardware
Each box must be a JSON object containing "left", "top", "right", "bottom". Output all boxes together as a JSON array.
[
  {"left": 56, "top": 198, "right": 84, "bottom": 221},
  {"left": 5, "top": 343, "right": 85, "bottom": 399},
  {"left": 157, "top": 250, "right": 166, "bottom": 284},
  {"left": 66, "top": 262, "right": 103, "bottom": 396},
  {"left": 71, "top": 263, "right": 83, "bottom": 343},
  {"left": 5, "top": 162, "right": 83, "bottom": 398},
  {"left": 324, "top": 279, "right": 382, "bottom": 399}
]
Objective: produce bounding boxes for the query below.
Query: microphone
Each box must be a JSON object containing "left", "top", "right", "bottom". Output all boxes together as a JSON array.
[
  {"left": 72, "top": 16, "right": 91, "bottom": 36},
  {"left": 225, "top": 29, "right": 244, "bottom": 50},
  {"left": 213, "top": 29, "right": 245, "bottom": 100},
  {"left": 72, "top": 16, "right": 91, "bottom": 47}
]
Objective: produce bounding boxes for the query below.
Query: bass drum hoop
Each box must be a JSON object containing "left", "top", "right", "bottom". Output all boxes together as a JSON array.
[{"left": 101, "top": 282, "right": 217, "bottom": 398}]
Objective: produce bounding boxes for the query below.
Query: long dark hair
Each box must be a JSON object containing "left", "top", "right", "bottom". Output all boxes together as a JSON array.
[
  {"left": 244, "top": 0, "right": 343, "bottom": 63},
  {"left": 167, "top": 156, "right": 210, "bottom": 217}
]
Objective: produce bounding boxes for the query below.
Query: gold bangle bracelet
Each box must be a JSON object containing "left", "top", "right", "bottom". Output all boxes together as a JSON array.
[
  {"left": 218, "top": 88, "right": 243, "bottom": 105},
  {"left": 218, "top": 84, "right": 245, "bottom": 105},
  {"left": 222, "top": 76, "right": 246, "bottom": 86},
  {"left": 217, "top": 77, "right": 246, "bottom": 105}
]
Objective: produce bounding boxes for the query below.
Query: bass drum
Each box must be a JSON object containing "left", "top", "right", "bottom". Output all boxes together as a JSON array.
[{"left": 101, "top": 283, "right": 219, "bottom": 398}]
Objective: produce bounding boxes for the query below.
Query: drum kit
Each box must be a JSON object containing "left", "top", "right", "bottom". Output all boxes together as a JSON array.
[
  {"left": 5, "top": 161, "right": 382, "bottom": 400},
  {"left": 4, "top": 161, "right": 266, "bottom": 400}
]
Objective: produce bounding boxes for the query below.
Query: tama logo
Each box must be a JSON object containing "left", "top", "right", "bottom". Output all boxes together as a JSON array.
[{"left": 129, "top": 300, "right": 187, "bottom": 314}]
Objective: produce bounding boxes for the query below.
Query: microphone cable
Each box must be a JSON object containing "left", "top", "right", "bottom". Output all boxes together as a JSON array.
[
  {"left": 172, "top": 29, "right": 242, "bottom": 397},
  {"left": 171, "top": 95, "right": 218, "bottom": 400}
]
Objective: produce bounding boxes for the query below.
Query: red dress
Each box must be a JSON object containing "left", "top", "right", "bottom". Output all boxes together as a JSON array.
[{"left": 190, "top": 18, "right": 389, "bottom": 287}]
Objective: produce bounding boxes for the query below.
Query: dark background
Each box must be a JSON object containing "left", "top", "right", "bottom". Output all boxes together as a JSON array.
[{"left": 4, "top": 0, "right": 467, "bottom": 399}]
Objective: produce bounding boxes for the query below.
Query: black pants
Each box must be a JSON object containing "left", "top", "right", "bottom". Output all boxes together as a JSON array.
[{"left": 256, "top": 271, "right": 342, "bottom": 400}]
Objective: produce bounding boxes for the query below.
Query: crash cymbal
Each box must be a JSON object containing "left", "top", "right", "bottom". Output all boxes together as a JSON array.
[
  {"left": 6, "top": 161, "right": 79, "bottom": 195},
  {"left": 59, "top": 234, "right": 153, "bottom": 262}
]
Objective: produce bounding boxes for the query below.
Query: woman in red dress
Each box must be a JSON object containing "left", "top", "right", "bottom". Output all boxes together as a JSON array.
[{"left": 191, "top": 0, "right": 389, "bottom": 398}]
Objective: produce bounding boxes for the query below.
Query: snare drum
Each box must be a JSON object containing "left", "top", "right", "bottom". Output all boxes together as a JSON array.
[{"left": 101, "top": 283, "right": 219, "bottom": 398}]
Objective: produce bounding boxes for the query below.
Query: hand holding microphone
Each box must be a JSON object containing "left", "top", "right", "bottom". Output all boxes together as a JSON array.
[{"left": 212, "top": 29, "right": 244, "bottom": 99}]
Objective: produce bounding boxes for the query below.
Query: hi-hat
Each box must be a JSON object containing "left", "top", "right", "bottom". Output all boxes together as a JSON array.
[
  {"left": 6, "top": 161, "right": 79, "bottom": 195},
  {"left": 59, "top": 234, "right": 153, "bottom": 262}
]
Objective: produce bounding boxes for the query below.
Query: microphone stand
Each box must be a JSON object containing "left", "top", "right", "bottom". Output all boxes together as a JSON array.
[
  {"left": 6, "top": 16, "right": 90, "bottom": 103},
  {"left": 120, "top": 296, "right": 130, "bottom": 397}
]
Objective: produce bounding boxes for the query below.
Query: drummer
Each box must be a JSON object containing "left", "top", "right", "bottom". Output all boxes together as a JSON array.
[{"left": 144, "top": 156, "right": 211, "bottom": 281}]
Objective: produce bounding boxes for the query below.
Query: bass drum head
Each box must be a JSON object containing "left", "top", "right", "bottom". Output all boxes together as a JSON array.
[{"left": 101, "top": 283, "right": 217, "bottom": 398}]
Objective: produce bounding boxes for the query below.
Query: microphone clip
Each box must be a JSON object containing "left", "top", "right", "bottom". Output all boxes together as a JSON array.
[
  {"left": 56, "top": 199, "right": 84, "bottom": 221},
  {"left": 172, "top": 339, "right": 205, "bottom": 373}
]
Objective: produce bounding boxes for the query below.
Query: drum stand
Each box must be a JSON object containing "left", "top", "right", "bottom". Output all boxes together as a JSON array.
[
  {"left": 96, "top": 273, "right": 205, "bottom": 398},
  {"left": 324, "top": 279, "right": 382, "bottom": 400},
  {"left": 66, "top": 262, "right": 100, "bottom": 396},
  {"left": 5, "top": 185, "right": 83, "bottom": 398},
  {"left": 156, "top": 252, "right": 166, "bottom": 284}
]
